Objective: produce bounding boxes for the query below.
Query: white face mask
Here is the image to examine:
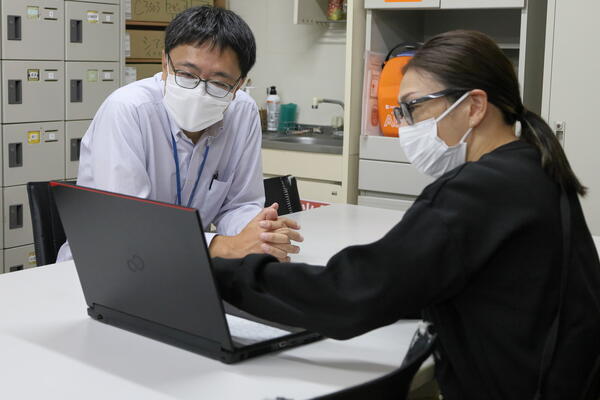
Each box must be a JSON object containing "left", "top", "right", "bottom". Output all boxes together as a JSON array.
[
  {"left": 399, "top": 92, "right": 472, "bottom": 178},
  {"left": 163, "top": 73, "right": 234, "bottom": 133}
]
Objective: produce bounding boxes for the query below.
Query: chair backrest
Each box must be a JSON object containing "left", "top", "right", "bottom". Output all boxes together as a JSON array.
[
  {"left": 263, "top": 175, "right": 302, "bottom": 215},
  {"left": 27, "top": 181, "right": 72, "bottom": 266}
]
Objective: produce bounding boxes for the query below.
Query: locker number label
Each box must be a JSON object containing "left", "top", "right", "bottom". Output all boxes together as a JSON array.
[
  {"left": 28, "top": 252, "right": 37, "bottom": 265},
  {"left": 87, "top": 70, "right": 99, "bottom": 82},
  {"left": 87, "top": 11, "right": 99, "bottom": 23},
  {"left": 27, "top": 6, "right": 40, "bottom": 19},
  {"left": 28, "top": 131, "right": 41, "bottom": 145},
  {"left": 27, "top": 69, "right": 40, "bottom": 82}
]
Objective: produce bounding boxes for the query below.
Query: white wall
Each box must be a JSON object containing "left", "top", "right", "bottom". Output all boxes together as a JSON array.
[{"left": 229, "top": 0, "right": 346, "bottom": 126}]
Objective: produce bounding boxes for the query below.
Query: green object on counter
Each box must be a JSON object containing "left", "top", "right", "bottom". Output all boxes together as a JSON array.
[{"left": 279, "top": 103, "right": 297, "bottom": 131}]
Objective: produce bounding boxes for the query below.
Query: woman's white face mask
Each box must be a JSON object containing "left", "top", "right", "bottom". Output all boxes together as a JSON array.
[
  {"left": 399, "top": 92, "right": 472, "bottom": 178},
  {"left": 162, "top": 70, "right": 234, "bottom": 133}
]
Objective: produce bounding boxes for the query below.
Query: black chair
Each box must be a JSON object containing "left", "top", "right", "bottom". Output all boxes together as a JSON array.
[
  {"left": 27, "top": 181, "right": 73, "bottom": 266},
  {"left": 264, "top": 175, "right": 302, "bottom": 215}
]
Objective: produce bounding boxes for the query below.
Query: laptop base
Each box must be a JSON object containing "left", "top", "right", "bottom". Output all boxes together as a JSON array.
[{"left": 89, "top": 304, "right": 323, "bottom": 364}]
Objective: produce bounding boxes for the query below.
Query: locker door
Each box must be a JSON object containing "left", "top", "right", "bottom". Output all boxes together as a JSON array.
[
  {"left": 544, "top": 0, "right": 600, "bottom": 234},
  {"left": 3, "top": 122, "right": 65, "bottom": 186},
  {"left": 3, "top": 186, "right": 34, "bottom": 249},
  {"left": 4, "top": 245, "right": 36, "bottom": 273},
  {"left": 66, "top": 120, "right": 91, "bottom": 179},
  {"left": 66, "top": 62, "right": 119, "bottom": 120},
  {"left": 2, "top": 61, "right": 64, "bottom": 124},
  {"left": 65, "top": 1, "right": 120, "bottom": 61},
  {"left": 1, "top": 0, "right": 64, "bottom": 60}
]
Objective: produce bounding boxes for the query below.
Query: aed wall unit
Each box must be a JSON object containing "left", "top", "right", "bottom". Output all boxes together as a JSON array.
[{"left": 0, "top": 0, "right": 122, "bottom": 273}]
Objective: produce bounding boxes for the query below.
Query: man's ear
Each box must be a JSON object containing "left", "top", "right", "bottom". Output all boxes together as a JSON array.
[
  {"left": 161, "top": 50, "right": 168, "bottom": 81},
  {"left": 231, "top": 77, "right": 247, "bottom": 101},
  {"left": 468, "top": 89, "right": 488, "bottom": 128}
]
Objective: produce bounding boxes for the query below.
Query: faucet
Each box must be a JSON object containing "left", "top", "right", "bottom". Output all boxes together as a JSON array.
[
  {"left": 312, "top": 97, "right": 345, "bottom": 134},
  {"left": 312, "top": 97, "right": 344, "bottom": 110}
]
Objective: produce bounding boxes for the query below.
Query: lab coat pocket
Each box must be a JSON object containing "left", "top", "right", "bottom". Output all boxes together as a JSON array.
[{"left": 201, "top": 177, "right": 233, "bottom": 226}]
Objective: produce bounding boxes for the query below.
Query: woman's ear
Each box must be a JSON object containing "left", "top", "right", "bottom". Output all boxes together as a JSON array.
[{"left": 468, "top": 89, "right": 488, "bottom": 128}]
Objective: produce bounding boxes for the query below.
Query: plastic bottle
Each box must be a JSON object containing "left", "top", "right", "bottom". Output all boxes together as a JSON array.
[{"left": 266, "top": 86, "right": 281, "bottom": 132}]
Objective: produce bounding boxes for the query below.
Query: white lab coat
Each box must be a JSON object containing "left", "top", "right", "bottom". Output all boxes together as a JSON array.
[{"left": 57, "top": 73, "right": 265, "bottom": 261}]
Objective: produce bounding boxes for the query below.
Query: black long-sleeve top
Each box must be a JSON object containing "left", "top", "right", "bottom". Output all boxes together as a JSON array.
[{"left": 213, "top": 140, "right": 600, "bottom": 400}]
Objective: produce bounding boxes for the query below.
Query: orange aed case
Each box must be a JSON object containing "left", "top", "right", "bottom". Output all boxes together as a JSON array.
[{"left": 377, "top": 43, "right": 420, "bottom": 137}]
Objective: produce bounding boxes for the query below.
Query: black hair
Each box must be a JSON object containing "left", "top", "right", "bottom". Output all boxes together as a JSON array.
[
  {"left": 404, "top": 30, "right": 586, "bottom": 196},
  {"left": 165, "top": 6, "right": 256, "bottom": 78}
]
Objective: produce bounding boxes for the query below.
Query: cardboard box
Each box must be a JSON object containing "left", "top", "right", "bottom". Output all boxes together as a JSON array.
[
  {"left": 129, "top": 0, "right": 218, "bottom": 22},
  {"left": 125, "top": 63, "right": 163, "bottom": 84},
  {"left": 126, "top": 29, "right": 165, "bottom": 59}
]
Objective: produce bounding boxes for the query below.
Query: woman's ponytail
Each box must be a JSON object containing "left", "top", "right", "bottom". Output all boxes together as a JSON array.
[{"left": 519, "top": 109, "right": 587, "bottom": 196}]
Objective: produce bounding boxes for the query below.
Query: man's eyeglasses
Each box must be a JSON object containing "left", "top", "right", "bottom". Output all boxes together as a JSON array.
[
  {"left": 167, "top": 55, "right": 241, "bottom": 98},
  {"left": 393, "top": 88, "right": 470, "bottom": 126}
]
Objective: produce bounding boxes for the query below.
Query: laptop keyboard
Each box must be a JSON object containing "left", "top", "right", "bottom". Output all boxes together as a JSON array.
[{"left": 226, "top": 314, "right": 290, "bottom": 346}]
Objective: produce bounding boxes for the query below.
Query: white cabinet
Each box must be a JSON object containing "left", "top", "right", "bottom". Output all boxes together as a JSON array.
[
  {"left": 365, "top": 0, "right": 440, "bottom": 9},
  {"left": 358, "top": 1, "right": 548, "bottom": 208},
  {"left": 364, "top": 0, "right": 524, "bottom": 9},
  {"left": 262, "top": 149, "right": 344, "bottom": 204},
  {"left": 440, "top": 0, "right": 524, "bottom": 8},
  {"left": 542, "top": 0, "right": 600, "bottom": 235}
]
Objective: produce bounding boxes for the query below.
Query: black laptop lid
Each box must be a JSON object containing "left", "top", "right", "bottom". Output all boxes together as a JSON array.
[{"left": 51, "top": 182, "right": 234, "bottom": 350}]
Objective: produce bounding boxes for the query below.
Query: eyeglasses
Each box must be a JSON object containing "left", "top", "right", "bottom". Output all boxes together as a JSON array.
[
  {"left": 167, "top": 55, "right": 241, "bottom": 98},
  {"left": 393, "top": 88, "right": 470, "bottom": 126}
]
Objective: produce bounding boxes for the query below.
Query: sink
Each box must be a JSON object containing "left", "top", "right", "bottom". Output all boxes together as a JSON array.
[
  {"left": 262, "top": 124, "right": 343, "bottom": 154},
  {"left": 269, "top": 135, "right": 342, "bottom": 146}
]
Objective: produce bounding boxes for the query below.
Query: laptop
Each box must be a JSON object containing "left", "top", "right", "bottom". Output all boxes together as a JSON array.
[{"left": 51, "top": 181, "right": 322, "bottom": 363}]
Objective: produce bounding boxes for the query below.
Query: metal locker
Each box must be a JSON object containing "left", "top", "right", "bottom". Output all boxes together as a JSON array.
[
  {"left": 66, "top": 120, "right": 90, "bottom": 179},
  {"left": 65, "top": 1, "right": 120, "bottom": 61},
  {"left": 66, "top": 62, "right": 119, "bottom": 120},
  {"left": 3, "top": 122, "right": 65, "bottom": 187},
  {"left": 1, "top": 0, "right": 64, "bottom": 60},
  {"left": 3, "top": 244, "right": 36, "bottom": 273},
  {"left": 1, "top": 60, "right": 64, "bottom": 124},
  {"left": 3, "top": 186, "right": 34, "bottom": 249}
]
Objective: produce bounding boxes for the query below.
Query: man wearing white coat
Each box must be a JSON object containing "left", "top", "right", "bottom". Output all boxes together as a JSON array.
[{"left": 57, "top": 6, "right": 302, "bottom": 262}]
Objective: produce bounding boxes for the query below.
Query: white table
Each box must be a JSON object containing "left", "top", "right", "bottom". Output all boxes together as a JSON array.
[{"left": 0, "top": 204, "right": 433, "bottom": 400}]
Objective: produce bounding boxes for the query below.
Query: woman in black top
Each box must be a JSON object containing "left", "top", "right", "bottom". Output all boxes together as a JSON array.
[{"left": 213, "top": 30, "right": 600, "bottom": 399}]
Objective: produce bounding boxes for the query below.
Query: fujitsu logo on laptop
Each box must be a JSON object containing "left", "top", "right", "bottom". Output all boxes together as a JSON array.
[{"left": 127, "top": 255, "right": 145, "bottom": 272}]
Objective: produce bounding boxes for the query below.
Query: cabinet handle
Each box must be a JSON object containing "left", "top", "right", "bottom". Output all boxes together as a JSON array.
[
  {"left": 7, "top": 15, "right": 21, "bottom": 40},
  {"left": 70, "top": 138, "right": 82, "bottom": 161},
  {"left": 8, "top": 143, "right": 23, "bottom": 168},
  {"left": 70, "top": 80, "right": 83, "bottom": 103},
  {"left": 9, "top": 204, "right": 23, "bottom": 230},
  {"left": 8, "top": 80, "right": 22, "bottom": 104},
  {"left": 9, "top": 265, "right": 24, "bottom": 273},
  {"left": 70, "top": 19, "right": 83, "bottom": 43}
]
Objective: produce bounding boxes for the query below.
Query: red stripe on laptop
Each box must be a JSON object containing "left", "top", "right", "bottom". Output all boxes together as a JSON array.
[{"left": 50, "top": 181, "right": 196, "bottom": 212}]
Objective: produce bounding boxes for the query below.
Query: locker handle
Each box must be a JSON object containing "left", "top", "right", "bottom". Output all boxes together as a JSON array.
[
  {"left": 70, "top": 19, "right": 83, "bottom": 43},
  {"left": 9, "top": 204, "right": 23, "bottom": 230},
  {"left": 70, "top": 138, "right": 82, "bottom": 162},
  {"left": 8, "top": 143, "right": 23, "bottom": 168},
  {"left": 7, "top": 15, "right": 21, "bottom": 41},
  {"left": 71, "top": 80, "right": 83, "bottom": 103},
  {"left": 9, "top": 265, "right": 24, "bottom": 273},
  {"left": 8, "top": 80, "right": 22, "bottom": 105}
]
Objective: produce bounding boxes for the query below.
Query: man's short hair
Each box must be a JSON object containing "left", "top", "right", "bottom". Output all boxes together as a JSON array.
[{"left": 165, "top": 6, "right": 256, "bottom": 78}]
